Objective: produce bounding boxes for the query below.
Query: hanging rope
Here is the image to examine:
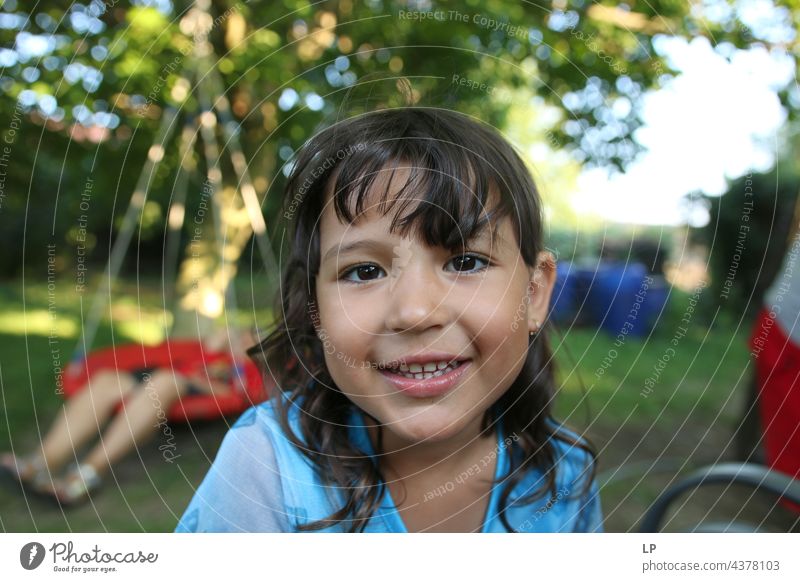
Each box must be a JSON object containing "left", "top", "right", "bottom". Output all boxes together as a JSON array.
[
  {"left": 162, "top": 117, "right": 199, "bottom": 327},
  {"left": 71, "top": 107, "right": 180, "bottom": 370}
]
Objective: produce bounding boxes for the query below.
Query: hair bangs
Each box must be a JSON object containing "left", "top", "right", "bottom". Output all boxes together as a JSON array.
[{"left": 327, "top": 136, "right": 513, "bottom": 253}]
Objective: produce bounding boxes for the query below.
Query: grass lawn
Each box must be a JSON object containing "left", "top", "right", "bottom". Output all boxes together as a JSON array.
[
  {"left": 1, "top": 276, "right": 790, "bottom": 532},
  {"left": 0, "top": 275, "right": 269, "bottom": 532}
]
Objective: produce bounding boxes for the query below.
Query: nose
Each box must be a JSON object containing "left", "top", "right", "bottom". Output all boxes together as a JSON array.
[{"left": 384, "top": 258, "right": 453, "bottom": 333}]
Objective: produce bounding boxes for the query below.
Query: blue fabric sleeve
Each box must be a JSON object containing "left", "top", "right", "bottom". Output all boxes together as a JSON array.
[{"left": 175, "top": 408, "right": 290, "bottom": 532}]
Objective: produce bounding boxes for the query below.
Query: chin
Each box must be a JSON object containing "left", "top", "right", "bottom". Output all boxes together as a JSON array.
[{"left": 383, "top": 407, "right": 478, "bottom": 444}]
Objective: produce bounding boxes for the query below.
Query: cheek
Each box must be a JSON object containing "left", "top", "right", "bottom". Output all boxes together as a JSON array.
[
  {"left": 318, "top": 287, "right": 372, "bottom": 336},
  {"left": 316, "top": 287, "right": 377, "bottom": 368},
  {"left": 467, "top": 280, "right": 528, "bottom": 337},
  {"left": 468, "top": 284, "right": 530, "bottom": 369}
]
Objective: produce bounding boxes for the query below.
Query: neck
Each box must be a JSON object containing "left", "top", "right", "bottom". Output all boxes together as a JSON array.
[{"left": 365, "top": 413, "right": 495, "bottom": 479}]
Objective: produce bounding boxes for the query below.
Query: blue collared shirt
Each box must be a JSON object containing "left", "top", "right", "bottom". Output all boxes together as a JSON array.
[{"left": 175, "top": 398, "right": 603, "bottom": 533}]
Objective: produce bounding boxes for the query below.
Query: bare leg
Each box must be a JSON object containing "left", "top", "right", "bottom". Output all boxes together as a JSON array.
[
  {"left": 33, "top": 370, "right": 136, "bottom": 475},
  {"left": 81, "top": 370, "right": 190, "bottom": 477}
]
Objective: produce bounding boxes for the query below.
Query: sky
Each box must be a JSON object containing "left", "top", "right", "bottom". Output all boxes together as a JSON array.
[{"left": 572, "top": 12, "right": 797, "bottom": 226}]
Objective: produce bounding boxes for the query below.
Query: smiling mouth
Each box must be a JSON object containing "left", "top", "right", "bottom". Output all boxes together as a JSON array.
[
  {"left": 378, "top": 359, "right": 473, "bottom": 398},
  {"left": 380, "top": 359, "right": 469, "bottom": 380}
]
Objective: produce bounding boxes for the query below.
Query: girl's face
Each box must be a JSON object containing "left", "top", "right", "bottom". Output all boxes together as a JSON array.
[{"left": 314, "top": 168, "right": 556, "bottom": 446}]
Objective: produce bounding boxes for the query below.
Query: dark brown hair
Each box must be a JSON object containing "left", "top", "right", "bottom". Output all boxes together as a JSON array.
[{"left": 248, "top": 107, "right": 596, "bottom": 532}]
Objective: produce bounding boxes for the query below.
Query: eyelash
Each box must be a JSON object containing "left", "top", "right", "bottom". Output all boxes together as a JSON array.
[{"left": 339, "top": 253, "right": 491, "bottom": 285}]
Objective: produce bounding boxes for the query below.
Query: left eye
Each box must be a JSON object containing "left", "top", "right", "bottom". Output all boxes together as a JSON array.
[
  {"left": 341, "top": 264, "right": 386, "bottom": 283},
  {"left": 446, "top": 254, "right": 489, "bottom": 273}
]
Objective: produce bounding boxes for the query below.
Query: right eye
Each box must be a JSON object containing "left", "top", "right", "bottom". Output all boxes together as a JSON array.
[{"left": 340, "top": 264, "right": 386, "bottom": 284}]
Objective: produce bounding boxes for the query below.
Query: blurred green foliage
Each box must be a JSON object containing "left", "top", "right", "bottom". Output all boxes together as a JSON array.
[{"left": 0, "top": 0, "right": 796, "bottom": 277}]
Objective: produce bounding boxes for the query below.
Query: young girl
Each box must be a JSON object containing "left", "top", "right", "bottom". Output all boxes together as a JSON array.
[{"left": 175, "top": 108, "right": 603, "bottom": 533}]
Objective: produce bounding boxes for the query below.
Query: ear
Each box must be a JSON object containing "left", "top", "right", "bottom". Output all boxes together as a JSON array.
[{"left": 527, "top": 250, "right": 557, "bottom": 333}]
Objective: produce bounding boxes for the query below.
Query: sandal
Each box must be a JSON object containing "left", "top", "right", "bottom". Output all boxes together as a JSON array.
[
  {"left": 51, "top": 463, "right": 102, "bottom": 507},
  {"left": 0, "top": 452, "right": 53, "bottom": 496}
]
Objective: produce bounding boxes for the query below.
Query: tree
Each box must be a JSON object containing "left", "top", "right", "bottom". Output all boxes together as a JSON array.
[{"left": 1, "top": 0, "right": 795, "bottom": 327}]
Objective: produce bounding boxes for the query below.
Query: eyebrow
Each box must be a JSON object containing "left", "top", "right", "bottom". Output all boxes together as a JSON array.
[
  {"left": 321, "top": 226, "right": 502, "bottom": 265},
  {"left": 322, "top": 239, "right": 388, "bottom": 264}
]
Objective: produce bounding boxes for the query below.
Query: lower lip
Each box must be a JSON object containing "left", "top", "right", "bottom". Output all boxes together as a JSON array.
[{"left": 379, "top": 360, "right": 472, "bottom": 398}]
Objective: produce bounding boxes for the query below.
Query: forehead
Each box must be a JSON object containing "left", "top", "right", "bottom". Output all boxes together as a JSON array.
[{"left": 319, "top": 163, "right": 513, "bottom": 251}]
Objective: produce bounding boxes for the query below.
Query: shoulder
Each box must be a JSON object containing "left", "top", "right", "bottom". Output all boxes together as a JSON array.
[
  {"left": 230, "top": 397, "right": 283, "bottom": 433},
  {"left": 214, "top": 396, "right": 318, "bottom": 476},
  {"left": 544, "top": 422, "right": 602, "bottom": 532},
  {"left": 545, "top": 422, "right": 596, "bottom": 493},
  {"left": 205, "top": 399, "right": 282, "bottom": 460},
  {"left": 228, "top": 395, "right": 304, "bottom": 439},
  {"left": 503, "top": 421, "right": 602, "bottom": 532},
  {"left": 174, "top": 398, "right": 304, "bottom": 533},
  {"left": 506, "top": 422, "right": 595, "bottom": 501}
]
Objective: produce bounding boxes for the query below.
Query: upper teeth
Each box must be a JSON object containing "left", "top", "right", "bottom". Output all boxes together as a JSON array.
[
  {"left": 385, "top": 360, "right": 462, "bottom": 380},
  {"left": 403, "top": 361, "right": 453, "bottom": 373}
]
